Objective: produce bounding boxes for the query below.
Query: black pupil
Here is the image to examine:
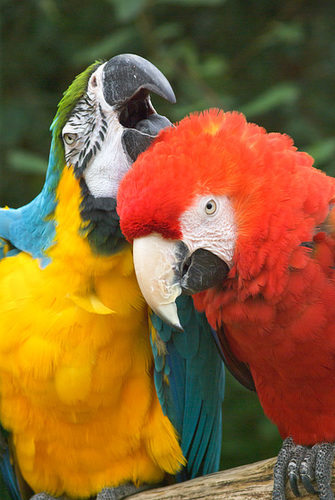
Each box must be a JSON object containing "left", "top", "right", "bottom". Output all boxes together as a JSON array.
[{"left": 207, "top": 202, "right": 213, "bottom": 210}]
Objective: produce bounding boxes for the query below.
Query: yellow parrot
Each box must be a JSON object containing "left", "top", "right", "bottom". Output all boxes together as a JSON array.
[{"left": 0, "top": 55, "right": 224, "bottom": 500}]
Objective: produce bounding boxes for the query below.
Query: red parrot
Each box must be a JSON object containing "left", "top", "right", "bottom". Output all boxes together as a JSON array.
[{"left": 117, "top": 109, "right": 335, "bottom": 500}]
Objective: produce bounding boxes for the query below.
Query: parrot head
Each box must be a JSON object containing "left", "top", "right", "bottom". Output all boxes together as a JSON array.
[
  {"left": 117, "top": 108, "right": 325, "bottom": 329},
  {"left": 9, "top": 53, "right": 176, "bottom": 259},
  {"left": 50, "top": 53, "right": 175, "bottom": 198}
]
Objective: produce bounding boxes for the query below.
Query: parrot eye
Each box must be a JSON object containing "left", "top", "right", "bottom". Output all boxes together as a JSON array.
[
  {"left": 91, "top": 75, "right": 98, "bottom": 88},
  {"left": 205, "top": 199, "right": 217, "bottom": 215},
  {"left": 63, "top": 133, "right": 78, "bottom": 146}
]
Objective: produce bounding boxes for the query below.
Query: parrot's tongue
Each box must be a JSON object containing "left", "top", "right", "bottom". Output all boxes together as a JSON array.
[
  {"left": 135, "top": 113, "right": 171, "bottom": 136},
  {"left": 122, "top": 113, "right": 172, "bottom": 162}
]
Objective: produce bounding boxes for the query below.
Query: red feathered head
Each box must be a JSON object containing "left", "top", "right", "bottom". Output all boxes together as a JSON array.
[
  {"left": 117, "top": 109, "right": 329, "bottom": 257},
  {"left": 117, "top": 108, "right": 335, "bottom": 328}
]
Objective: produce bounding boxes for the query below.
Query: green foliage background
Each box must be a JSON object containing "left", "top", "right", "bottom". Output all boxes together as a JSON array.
[{"left": 1, "top": 0, "right": 335, "bottom": 493}]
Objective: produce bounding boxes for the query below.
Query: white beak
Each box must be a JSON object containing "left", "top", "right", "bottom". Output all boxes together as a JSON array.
[{"left": 133, "top": 233, "right": 183, "bottom": 331}]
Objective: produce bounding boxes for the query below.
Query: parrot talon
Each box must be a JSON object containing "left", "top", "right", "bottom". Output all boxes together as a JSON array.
[
  {"left": 301, "top": 473, "right": 319, "bottom": 495},
  {"left": 300, "top": 447, "right": 318, "bottom": 495},
  {"left": 314, "top": 442, "right": 335, "bottom": 500},
  {"left": 289, "top": 471, "right": 301, "bottom": 497},
  {"left": 288, "top": 444, "right": 307, "bottom": 497},
  {"left": 30, "top": 487, "right": 154, "bottom": 500},
  {"left": 273, "top": 438, "right": 335, "bottom": 500},
  {"left": 273, "top": 437, "right": 295, "bottom": 500},
  {"left": 30, "top": 495, "right": 69, "bottom": 500},
  {"left": 117, "top": 101, "right": 335, "bottom": 500},
  {"left": 96, "top": 483, "right": 155, "bottom": 500}
]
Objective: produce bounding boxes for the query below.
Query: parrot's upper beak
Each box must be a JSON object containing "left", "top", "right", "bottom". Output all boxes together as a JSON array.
[
  {"left": 133, "top": 233, "right": 229, "bottom": 330},
  {"left": 103, "top": 54, "right": 176, "bottom": 161}
]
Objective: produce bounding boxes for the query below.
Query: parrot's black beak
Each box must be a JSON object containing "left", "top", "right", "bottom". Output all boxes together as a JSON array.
[
  {"left": 102, "top": 54, "right": 176, "bottom": 162},
  {"left": 132, "top": 235, "right": 229, "bottom": 331},
  {"left": 178, "top": 245, "right": 230, "bottom": 295}
]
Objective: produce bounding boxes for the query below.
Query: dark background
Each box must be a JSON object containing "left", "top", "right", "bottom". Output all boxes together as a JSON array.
[{"left": 1, "top": 0, "right": 335, "bottom": 492}]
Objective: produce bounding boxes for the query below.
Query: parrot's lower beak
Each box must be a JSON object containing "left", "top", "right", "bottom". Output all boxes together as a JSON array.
[
  {"left": 103, "top": 54, "right": 176, "bottom": 162},
  {"left": 133, "top": 233, "right": 229, "bottom": 330}
]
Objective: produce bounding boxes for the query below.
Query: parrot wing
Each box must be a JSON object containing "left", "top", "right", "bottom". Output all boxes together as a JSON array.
[
  {"left": 213, "top": 326, "right": 255, "bottom": 392},
  {"left": 0, "top": 425, "right": 28, "bottom": 500},
  {"left": 0, "top": 190, "right": 57, "bottom": 267},
  {"left": 0, "top": 209, "right": 22, "bottom": 260},
  {"left": 150, "top": 294, "right": 225, "bottom": 480},
  {"left": 212, "top": 200, "right": 335, "bottom": 394}
]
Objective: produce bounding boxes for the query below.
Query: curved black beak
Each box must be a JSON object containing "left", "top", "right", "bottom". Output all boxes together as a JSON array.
[
  {"left": 103, "top": 53, "right": 176, "bottom": 107},
  {"left": 103, "top": 54, "right": 176, "bottom": 162}
]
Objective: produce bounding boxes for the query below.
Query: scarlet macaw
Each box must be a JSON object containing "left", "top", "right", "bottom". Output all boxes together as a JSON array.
[
  {"left": 118, "top": 108, "right": 335, "bottom": 500},
  {"left": 0, "top": 60, "right": 224, "bottom": 500}
]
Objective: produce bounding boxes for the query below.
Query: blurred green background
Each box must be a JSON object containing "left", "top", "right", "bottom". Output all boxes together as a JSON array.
[{"left": 1, "top": 0, "right": 335, "bottom": 491}]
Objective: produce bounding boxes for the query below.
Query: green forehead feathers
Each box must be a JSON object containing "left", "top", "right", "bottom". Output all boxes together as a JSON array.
[{"left": 51, "top": 61, "right": 102, "bottom": 140}]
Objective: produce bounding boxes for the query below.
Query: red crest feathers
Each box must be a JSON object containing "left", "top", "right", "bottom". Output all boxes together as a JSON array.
[{"left": 117, "top": 108, "right": 334, "bottom": 272}]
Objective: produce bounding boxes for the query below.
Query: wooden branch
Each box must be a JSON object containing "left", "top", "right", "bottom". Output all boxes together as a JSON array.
[{"left": 131, "top": 457, "right": 334, "bottom": 499}]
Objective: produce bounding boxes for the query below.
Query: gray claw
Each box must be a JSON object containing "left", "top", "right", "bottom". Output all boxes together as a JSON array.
[
  {"left": 30, "top": 483, "right": 156, "bottom": 500},
  {"left": 30, "top": 495, "right": 69, "bottom": 500},
  {"left": 288, "top": 445, "right": 307, "bottom": 497},
  {"left": 315, "top": 443, "right": 335, "bottom": 500},
  {"left": 288, "top": 444, "right": 309, "bottom": 497},
  {"left": 273, "top": 438, "right": 335, "bottom": 500},
  {"left": 97, "top": 483, "right": 154, "bottom": 500},
  {"left": 300, "top": 446, "right": 318, "bottom": 495},
  {"left": 273, "top": 437, "right": 295, "bottom": 500},
  {"left": 289, "top": 471, "right": 301, "bottom": 497},
  {"left": 301, "top": 473, "right": 319, "bottom": 495}
]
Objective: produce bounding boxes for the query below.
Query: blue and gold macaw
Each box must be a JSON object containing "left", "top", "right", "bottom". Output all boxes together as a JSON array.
[{"left": 0, "top": 54, "right": 224, "bottom": 500}]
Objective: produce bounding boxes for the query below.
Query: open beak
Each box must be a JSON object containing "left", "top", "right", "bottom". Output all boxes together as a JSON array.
[
  {"left": 103, "top": 54, "right": 176, "bottom": 161},
  {"left": 133, "top": 233, "right": 229, "bottom": 330}
]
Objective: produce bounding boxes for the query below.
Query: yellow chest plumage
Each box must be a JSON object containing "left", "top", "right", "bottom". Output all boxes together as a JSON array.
[{"left": 0, "top": 167, "right": 184, "bottom": 498}]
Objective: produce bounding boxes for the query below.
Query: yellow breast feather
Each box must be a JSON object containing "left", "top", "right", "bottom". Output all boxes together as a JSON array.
[{"left": 0, "top": 167, "right": 184, "bottom": 498}]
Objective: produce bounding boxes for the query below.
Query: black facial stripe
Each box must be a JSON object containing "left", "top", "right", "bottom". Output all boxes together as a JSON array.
[
  {"left": 64, "top": 94, "right": 107, "bottom": 175},
  {"left": 79, "top": 177, "right": 126, "bottom": 255}
]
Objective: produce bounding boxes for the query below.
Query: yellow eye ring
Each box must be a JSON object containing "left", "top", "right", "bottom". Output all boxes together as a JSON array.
[
  {"left": 63, "top": 133, "right": 77, "bottom": 146},
  {"left": 205, "top": 199, "right": 217, "bottom": 215}
]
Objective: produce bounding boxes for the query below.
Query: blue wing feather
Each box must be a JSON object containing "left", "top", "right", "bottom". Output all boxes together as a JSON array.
[
  {"left": 0, "top": 195, "right": 55, "bottom": 264},
  {"left": 0, "top": 146, "right": 61, "bottom": 264},
  {"left": 0, "top": 427, "right": 21, "bottom": 500},
  {"left": 150, "top": 294, "right": 225, "bottom": 481},
  {"left": 0, "top": 451, "right": 21, "bottom": 500}
]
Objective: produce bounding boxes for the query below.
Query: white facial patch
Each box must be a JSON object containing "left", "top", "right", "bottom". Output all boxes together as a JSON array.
[
  {"left": 180, "top": 194, "right": 236, "bottom": 268},
  {"left": 62, "top": 62, "right": 131, "bottom": 199},
  {"left": 83, "top": 120, "right": 130, "bottom": 199}
]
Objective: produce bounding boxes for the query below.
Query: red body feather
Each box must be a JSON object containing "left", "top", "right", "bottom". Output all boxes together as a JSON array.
[{"left": 118, "top": 109, "right": 335, "bottom": 445}]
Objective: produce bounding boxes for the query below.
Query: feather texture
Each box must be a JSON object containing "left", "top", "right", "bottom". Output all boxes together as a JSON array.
[
  {"left": 0, "top": 167, "right": 185, "bottom": 498},
  {"left": 150, "top": 295, "right": 224, "bottom": 480},
  {"left": 118, "top": 108, "right": 335, "bottom": 447}
]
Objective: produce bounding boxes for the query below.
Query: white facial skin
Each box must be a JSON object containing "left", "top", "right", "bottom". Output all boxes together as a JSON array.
[
  {"left": 132, "top": 194, "right": 237, "bottom": 330},
  {"left": 180, "top": 194, "right": 236, "bottom": 268},
  {"left": 61, "top": 62, "right": 131, "bottom": 199}
]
